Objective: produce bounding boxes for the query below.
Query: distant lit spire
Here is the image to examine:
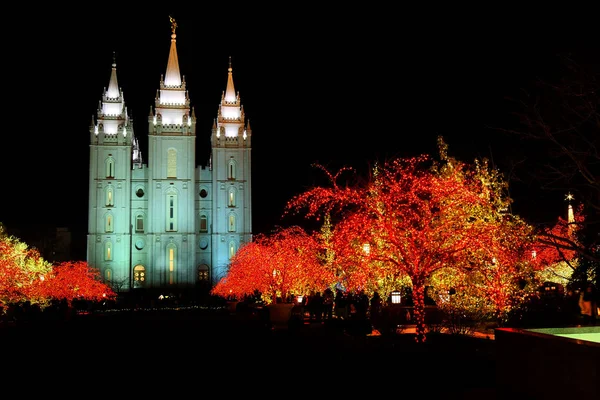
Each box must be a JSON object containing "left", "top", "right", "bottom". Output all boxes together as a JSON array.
[{"left": 566, "top": 192, "right": 575, "bottom": 225}]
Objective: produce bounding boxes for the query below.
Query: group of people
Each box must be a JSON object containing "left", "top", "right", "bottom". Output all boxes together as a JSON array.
[
  {"left": 297, "top": 282, "right": 598, "bottom": 327},
  {"left": 578, "top": 283, "right": 599, "bottom": 325},
  {"left": 301, "top": 288, "right": 375, "bottom": 322}
]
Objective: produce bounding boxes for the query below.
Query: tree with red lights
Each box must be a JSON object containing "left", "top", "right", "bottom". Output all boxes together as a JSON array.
[
  {"left": 429, "top": 201, "right": 585, "bottom": 331},
  {"left": 36, "top": 260, "right": 115, "bottom": 304},
  {"left": 286, "top": 138, "right": 535, "bottom": 343},
  {"left": 0, "top": 225, "right": 115, "bottom": 312},
  {"left": 0, "top": 227, "right": 53, "bottom": 308},
  {"left": 530, "top": 202, "right": 583, "bottom": 285},
  {"left": 212, "top": 226, "right": 334, "bottom": 303}
]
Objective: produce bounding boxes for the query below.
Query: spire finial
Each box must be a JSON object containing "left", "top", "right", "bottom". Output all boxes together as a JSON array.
[
  {"left": 112, "top": 51, "right": 116, "bottom": 67},
  {"left": 169, "top": 15, "right": 177, "bottom": 35},
  {"left": 228, "top": 56, "right": 232, "bottom": 72},
  {"left": 565, "top": 192, "right": 574, "bottom": 203}
]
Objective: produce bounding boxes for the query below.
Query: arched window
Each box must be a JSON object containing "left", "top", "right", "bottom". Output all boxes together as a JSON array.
[
  {"left": 229, "top": 241, "right": 236, "bottom": 259},
  {"left": 135, "top": 214, "right": 144, "bottom": 232},
  {"left": 105, "top": 268, "right": 112, "bottom": 283},
  {"left": 228, "top": 187, "right": 236, "bottom": 207},
  {"left": 228, "top": 159, "right": 236, "bottom": 180},
  {"left": 167, "top": 148, "right": 177, "bottom": 178},
  {"left": 133, "top": 265, "right": 146, "bottom": 285},
  {"left": 104, "top": 241, "right": 113, "bottom": 261},
  {"left": 106, "top": 185, "right": 114, "bottom": 207},
  {"left": 105, "top": 157, "right": 115, "bottom": 179},
  {"left": 199, "top": 214, "right": 208, "bottom": 232},
  {"left": 228, "top": 213, "right": 236, "bottom": 232},
  {"left": 167, "top": 243, "right": 177, "bottom": 285},
  {"left": 105, "top": 213, "right": 114, "bottom": 233}
]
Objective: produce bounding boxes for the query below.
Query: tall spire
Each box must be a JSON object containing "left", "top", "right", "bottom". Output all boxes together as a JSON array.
[
  {"left": 213, "top": 57, "right": 248, "bottom": 141},
  {"left": 107, "top": 52, "right": 120, "bottom": 98},
  {"left": 224, "top": 56, "right": 236, "bottom": 103},
  {"left": 164, "top": 16, "right": 181, "bottom": 87}
]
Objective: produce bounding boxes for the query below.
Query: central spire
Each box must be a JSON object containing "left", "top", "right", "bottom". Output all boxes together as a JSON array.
[
  {"left": 224, "top": 56, "right": 236, "bottom": 103},
  {"left": 106, "top": 52, "right": 120, "bottom": 99},
  {"left": 164, "top": 16, "right": 181, "bottom": 87}
]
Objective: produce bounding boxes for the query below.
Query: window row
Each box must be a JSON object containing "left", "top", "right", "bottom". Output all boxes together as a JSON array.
[
  {"left": 103, "top": 213, "right": 236, "bottom": 234},
  {"left": 104, "top": 155, "right": 240, "bottom": 181},
  {"left": 104, "top": 242, "right": 237, "bottom": 262},
  {"left": 106, "top": 186, "right": 239, "bottom": 208},
  {"left": 103, "top": 263, "right": 224, "bottom": 287}
]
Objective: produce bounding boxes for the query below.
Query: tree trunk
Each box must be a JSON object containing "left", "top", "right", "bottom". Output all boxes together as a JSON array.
[{"left": 412, "top": 279, "right": 427, "bottom": 343}]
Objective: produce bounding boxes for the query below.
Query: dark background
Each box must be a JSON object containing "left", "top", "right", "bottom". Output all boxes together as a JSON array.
[{"left": 2, "top": 7, "right": 598, "bottom": 259}]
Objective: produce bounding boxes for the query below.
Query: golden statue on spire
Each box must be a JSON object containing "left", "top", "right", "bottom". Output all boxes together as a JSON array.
[{"left": 169, "top": 16, "right": 178, "bottom": 34}]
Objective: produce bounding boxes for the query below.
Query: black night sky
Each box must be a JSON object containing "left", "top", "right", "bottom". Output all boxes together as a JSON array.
[{"left": 2, "top": 7, "right": 598, "bottom": 260}]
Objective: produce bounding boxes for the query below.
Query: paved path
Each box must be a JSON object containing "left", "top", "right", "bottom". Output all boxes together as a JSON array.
[{"left": 1, "top": 308, "right": 499, "bottom": 397}]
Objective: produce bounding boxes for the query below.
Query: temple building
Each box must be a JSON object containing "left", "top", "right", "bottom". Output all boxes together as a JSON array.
[{"left": 87, "top": 19, "right": 252, "bottom": 294}]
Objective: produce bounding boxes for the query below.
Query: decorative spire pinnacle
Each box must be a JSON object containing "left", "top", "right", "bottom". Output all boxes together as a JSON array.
[
  {"left": 224, "top": 56, "right": 236, "bottom": 103},
  {"left": 164, "top": 16, "right": 181, "bottom": 86},
  {"left": 169, "top": 15, "right": 177, "bottom": 35},
  {"left": 107, "top": 54, "right": 120, "bottom": 98}
]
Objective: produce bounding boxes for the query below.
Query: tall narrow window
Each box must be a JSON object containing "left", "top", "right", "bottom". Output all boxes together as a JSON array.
[
  {"left": 228, "top": 159, "right": 236, "bottom": 180},
  {"left": 136, "top": 214, "right": 144, "bottom": 232},
  {"left": 105, "top": 269, "right": 112, "bottom": 282},
  {"left": 229, "top": 241, "right": 236, "bottom": 259},
  {"left": 167, "top": 148, "right": 177, "bottom": 178},
  {"left": 106, "top": 186, "right": 114, "bottom": 207},
  {"left": 228, "top": 214, "right": 236, "bottom": 232},
  {"left": 104, "top": 241, "right": 112, "bottom": 261},
  {"left": 105, "top": 214, "right": 114, "bottom": 233},
  {"left": 166, "top": 194, "right": 178, "bottom": 231},
  {"left": 199, "top": 215, "right": 208, "bottom": 232},
  {"left": 105, "top": 158, "right": 115, "bottom": 178},
  {"left": 167, "top": 244, "right": 176, "bottom": 285},
  {"left": 228, "top": 188, "right": 236, "bottom": 207}
]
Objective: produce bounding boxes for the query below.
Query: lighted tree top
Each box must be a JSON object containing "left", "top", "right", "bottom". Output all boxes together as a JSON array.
[
  {"left": 212, "top": 226, "right": 334, "bottom": 303},
  {"left": 0, "top": 229, "right": 53, "bottom": 308},
  {"left": 285, "top": 138, "right": 535, "bottom": 343}
]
